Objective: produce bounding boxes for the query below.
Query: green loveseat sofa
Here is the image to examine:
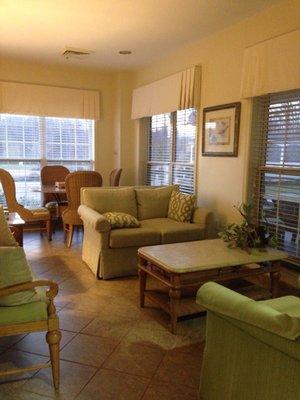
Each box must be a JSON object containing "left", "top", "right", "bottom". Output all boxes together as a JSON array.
[
  {"left": 196, "top": 282, "right": 300, "bottom": 400},
  {"left": 78, "top": 185, "right": 214, "bottom": 279}
]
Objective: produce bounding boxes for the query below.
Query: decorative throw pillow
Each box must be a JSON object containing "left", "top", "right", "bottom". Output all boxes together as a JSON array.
[
  {"left": 0, "top": 205, "right": 18, "bottom": 246},
  {"left": 103, "top": 212, "right": 140, "bottom": 229},
  {"left": 168, "top": 191, "right": 196, "bottom": 223},
  {"left": 0, "top": 246, "right": 39, "bottom": 306}
]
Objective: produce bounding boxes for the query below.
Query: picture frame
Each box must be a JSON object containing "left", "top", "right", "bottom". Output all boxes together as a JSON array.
[{"left": 202, "top": 102, "right": 241, "bottom": 157}]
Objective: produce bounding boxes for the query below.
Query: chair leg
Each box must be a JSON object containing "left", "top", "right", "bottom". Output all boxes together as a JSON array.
[
  {"left": 46, "top": 329, "right": 61, "bottom": 391},
  {"left": 63, "top": 223, "right": 67, "bottom": 242},
  {"left": 46, "top": 220, "right": 53, "bottom": 241},
  {"left": 67, "top": 224, "right": 74, "bottom": 248}
]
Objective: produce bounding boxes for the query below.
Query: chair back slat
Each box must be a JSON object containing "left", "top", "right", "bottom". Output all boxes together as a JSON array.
[{"left": 109, "top": 168, "right": 122, "bottom": 186}]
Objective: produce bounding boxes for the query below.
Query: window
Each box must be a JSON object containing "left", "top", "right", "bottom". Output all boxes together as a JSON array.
[
  {"left": 0, "top": 114, "right": 94, "bottom": 206},
  {"left": 147, "top": 108, "right": 197, "bottom": 194},
  {"left": 249, "top": 90, "right": 300, "bottom": 263}
]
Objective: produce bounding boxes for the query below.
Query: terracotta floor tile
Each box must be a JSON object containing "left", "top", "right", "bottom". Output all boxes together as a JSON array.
[
  {"left": 125, "top": 326, "right": 178, "bottom": 351},
  {"left": 60, "top": 333, "right": 118, "bottom": 367},
  {"left": 103, "top": 341, "right": 165, "bottom": 377},
  {"left": 0, "top": 349, "right": 48, "bottom": 395},
  {"left": 58, "top": 308, "right": 97, "bottom": 332},
  {"left": 1, "top": 389, "right": 53, "bottom": 400},
  {"left": 22, "top": 359, "right": 96, "bottom": 400},
  {"left": 77, "top": 369, "right": 149, "bottom": 400},
  {"left": 0, "top": 335, "right": 26, "bottom": 349},
  {"left": 153, "top": 350, "right": 202, "bottom": 388},
  {"left": 142, "top": 380, "right": 198, "bottom": 400},
  {"left": 14, "top": 330, "right": 76, "bottom": 357}
]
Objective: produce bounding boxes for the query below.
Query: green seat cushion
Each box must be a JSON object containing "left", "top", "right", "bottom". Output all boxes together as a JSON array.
[
  {"left": 0, "top": 206, "right": 18, "bottom": 246},
  {"left": 141, "top": 218, "right": 204, "bottom": 244},
  {"left": 135, "top": 185, "right": 179, "bottom": 220},
  {"left": 0, "top": 247, "right": 39, "bottom": 306},
  {"left": 168, "top": 191, "right": 196, "bottom": 222},
  {"left": 81, "top": 187, "right": 138, "bottom": 218},
  {"left": 0, "top": 301, "right": 48, "bottom": 325},
  {"left": 109, "top": 227, "right": 160, "bottom": 248},
  {"left": 103, "top": 212, "right": 140, "bottom": 229}
]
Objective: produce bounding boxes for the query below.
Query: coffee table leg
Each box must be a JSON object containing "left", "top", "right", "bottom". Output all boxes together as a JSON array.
[
  {"left": 169, "top": 284, "right": 181, "bottom": 335},
  {"left": 139, "top": 268, "right": 147, "bottom": 308},
  {"left": 270, "top": 264, "right": 281, "bottom": 298}
]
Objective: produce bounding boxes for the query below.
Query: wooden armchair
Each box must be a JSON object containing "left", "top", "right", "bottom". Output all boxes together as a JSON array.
[
  {"left": 0, "top": 168, "right": 52, "bottom": 240},
  {"left": 0, "top": 280, "right": 61, "bottom": 391}
]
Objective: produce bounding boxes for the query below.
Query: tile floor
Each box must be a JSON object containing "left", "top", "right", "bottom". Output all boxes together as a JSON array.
[{"left": 0, "top": 230, "right": 205, "bottom": 399}]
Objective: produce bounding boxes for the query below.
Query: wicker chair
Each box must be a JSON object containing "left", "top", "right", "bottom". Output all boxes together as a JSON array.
[
  {"left": 41, "top": 165, "right": 69, "bottom": 206},
  {"left": 0, "top": 168, "right": 52, "bottom": 240},
  {"left": 109, "top": 168, "right": 122, "bottom": 186},
  {"left": 63, "top": 171, "right": 102, "bottom": 247}
]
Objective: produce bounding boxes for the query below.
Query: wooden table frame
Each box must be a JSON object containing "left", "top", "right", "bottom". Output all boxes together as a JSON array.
[{"left": 138, "top": 255, "right": 281, "bottom": 334}]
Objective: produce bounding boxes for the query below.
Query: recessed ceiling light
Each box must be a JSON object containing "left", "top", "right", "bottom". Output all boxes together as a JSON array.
[{"left": 119, "top": 50, "right": 132, "bottom": 55}]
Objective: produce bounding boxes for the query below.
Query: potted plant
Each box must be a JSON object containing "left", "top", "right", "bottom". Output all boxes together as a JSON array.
[{"left": 219, "top": 203, "right": 277, "bottom": 253}]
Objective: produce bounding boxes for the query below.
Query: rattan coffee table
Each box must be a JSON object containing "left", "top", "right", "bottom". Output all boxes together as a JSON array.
[{"left": 138, "top": 239, "right": 287, "bottom": 334}]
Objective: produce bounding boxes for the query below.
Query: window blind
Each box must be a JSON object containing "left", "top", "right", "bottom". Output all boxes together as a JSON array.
[
  {"left": 249, "top": 90, "right": 300, "bottom": 263},
  {"left": 147, "top": 108, "right": 197, "bottom": 194},
  {"left": 0, "top": 114, "right": 94, "bottom": 207}
]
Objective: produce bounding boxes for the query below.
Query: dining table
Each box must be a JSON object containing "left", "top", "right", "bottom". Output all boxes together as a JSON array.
[{"left": 33, "top": 185, "right": 66, "bottom": 203}]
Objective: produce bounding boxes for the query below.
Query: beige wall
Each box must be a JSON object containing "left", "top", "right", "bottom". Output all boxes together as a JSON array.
[
  {"left": 0, "top": 57, "right": 119, "bottom": 185},
  {"left": 131, "top": 0, "right": 300, "bottom": 225}
]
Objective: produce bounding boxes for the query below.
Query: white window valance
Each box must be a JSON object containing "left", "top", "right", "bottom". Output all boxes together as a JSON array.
[
  {"left": 0, "top": 81, "right": 100, "bottom": 120},
  {"left": 241, "top": 29, "right": 300, "bottom": 98},
  {"left": 131, "top": 66, "right": 201, "bottom": 119}
]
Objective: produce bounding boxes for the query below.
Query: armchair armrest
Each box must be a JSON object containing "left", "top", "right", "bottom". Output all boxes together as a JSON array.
[
  {"left": 0, "top": 280, "right": 58, "bottom": 301},
  {"left": 78, "top": 205, "right": 111, "bottom": 233},
  {"left": 197, "top": 282, "right": 300, "bottom": 341},
  {"left": 192, "top": 207, "right": 215, "bottom": 238}
]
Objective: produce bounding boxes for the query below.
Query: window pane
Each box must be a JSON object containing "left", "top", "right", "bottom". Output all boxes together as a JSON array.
[
  {"left": 175, "top": 109, "right": 196, "bottom": 163},
  {"left": 173, "top": 164, "right": 194, "bottom": 194},
  {"left": 0, "top": 114, "right": 94, "bottom": 207},
  {"left": 147, "top": 164, "right": 170, "bottom": 186},
  {"left": 0, "top": 160, "right": 41, "bottom": 207},
  {"left": 149, "top": 114, "right": 172, "bottom": 162}
]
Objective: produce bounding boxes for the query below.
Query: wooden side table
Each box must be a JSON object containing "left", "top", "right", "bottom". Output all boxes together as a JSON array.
[
  {"left": 138, "top": 239, "right": 288, "bottom": 334},
  {"left": 7, "top": 213, "right": 25, "bottom": 246}
]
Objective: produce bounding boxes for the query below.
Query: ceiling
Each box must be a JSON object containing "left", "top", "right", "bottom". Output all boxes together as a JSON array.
[{"left": 0, "top": 0, "right": 278, "bottom": 70}]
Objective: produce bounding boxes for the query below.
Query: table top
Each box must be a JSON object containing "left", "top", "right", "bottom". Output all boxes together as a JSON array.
[
  {"left": 32, "top": 185, "right": 66, "bottom": 194},
  {"left": 138, "top": 239, "right": 288, "bottom": 273},
  {"left": 6, "top": 212, "right": 25, "bottom": 226}
]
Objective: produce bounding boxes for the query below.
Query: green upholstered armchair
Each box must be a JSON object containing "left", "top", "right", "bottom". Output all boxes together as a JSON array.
[
  {"left": 196, "top": 282, "right": 300, "bottom": 400},
  {"left": 0, "top": 206, "right": 61, "bottom": 390}
]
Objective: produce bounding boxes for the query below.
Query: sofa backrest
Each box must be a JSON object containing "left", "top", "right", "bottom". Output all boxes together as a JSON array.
[
  {"left": 135, "top": 185, "right": 179, "bottom": 220},
  {"left": 81, "top": 185, "right": 179, "bottom": 220},
  {"left": 81, "top": 187, "right": 138, "bottom": 217}
]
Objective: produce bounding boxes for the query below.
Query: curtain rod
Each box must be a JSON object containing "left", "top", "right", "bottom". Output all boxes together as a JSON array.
[{"left": 245, "top": 28, "right": 299, "bottom": 49}]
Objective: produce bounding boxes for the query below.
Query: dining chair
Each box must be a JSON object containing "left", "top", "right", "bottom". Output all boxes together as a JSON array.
[
  {"left": 41, "top": 165, "right": 69, "bottom": 206},
  {"left": 0, "top": 168, "right": 52, "bottom": 240},
  {"left": 109, "top": 168, "right": 122, "bottom": 186},
  {"left": 63, "top": 171, "right": 102, "bottom": 247}
]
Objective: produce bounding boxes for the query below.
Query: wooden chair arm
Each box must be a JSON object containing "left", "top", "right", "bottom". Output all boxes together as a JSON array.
[{"left": 0, "top": 280, "right": 59, "bottom": 301}]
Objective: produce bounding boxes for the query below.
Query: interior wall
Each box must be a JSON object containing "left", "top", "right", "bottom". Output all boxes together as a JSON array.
[
  {"left": 0, "top": 57, "right": 117, "bottom": 185},
  {"left": 131, "top": 0, "right": 300, "bottom": 225}
]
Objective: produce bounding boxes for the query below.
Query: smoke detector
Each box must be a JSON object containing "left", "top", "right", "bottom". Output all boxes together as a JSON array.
[{"left": 62, "top": 47, "right": 94, "bottom": 60}]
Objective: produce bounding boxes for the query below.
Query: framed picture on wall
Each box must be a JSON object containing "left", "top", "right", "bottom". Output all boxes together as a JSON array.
[{"left": 202, "top": 102, "right": 241, "bottom": 156}]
